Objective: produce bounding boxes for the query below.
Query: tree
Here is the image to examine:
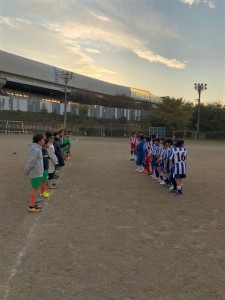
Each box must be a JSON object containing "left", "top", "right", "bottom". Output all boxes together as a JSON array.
[
  {"left": 152, "top": 97, "right": 194, "bottom": 134},
  {"left": 190, "top": 103, "right": 225, "bottom": 131}
]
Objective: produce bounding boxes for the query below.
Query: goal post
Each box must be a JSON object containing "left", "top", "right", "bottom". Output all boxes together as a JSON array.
[
  {"left": 5, "top": 120, "right": 25, "bottom": 134},
  {"left": 173, "top": 130, "right": 197, "bottom": 140}
]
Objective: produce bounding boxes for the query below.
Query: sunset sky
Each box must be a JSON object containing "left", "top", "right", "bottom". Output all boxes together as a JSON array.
[{"left": 0, "top": 0, "right": 224, "bottom": 103}]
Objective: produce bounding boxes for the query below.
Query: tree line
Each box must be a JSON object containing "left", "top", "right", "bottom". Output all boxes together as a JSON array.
[
  {"left": 142, "top": 97, "right": 225, "bottom": 134},
  {"left": 68, "top": 91, "right": 225, "bottom": 134}
]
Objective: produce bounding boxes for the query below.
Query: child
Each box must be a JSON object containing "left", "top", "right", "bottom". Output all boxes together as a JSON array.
[
  {"left": 156, "top": 141, "right": 167, "bottom": 185},
  {"left": 67, "top": 130, "right": 72, "bottom": 158},
  {"left": 53, "top": 131, "right": 65, "bottom": 173},
  {"left": 129, "top": 132, "right": 138, "bottom": 161},
  {"left": 134, "top": 134, "right": 146, "bottom": 172},
  {"left": 46, "top": 133, "right": 58, "bottom": 189},
  {"left": 150, "top": 138, "right": 160, "bottom": 179},
  {"left": 169, "top": 139, "right": 188, "bottom": 196},
  {"left": 143, "top": 137, "right": 151, "bottom": 174},
  {"left": 24, "top": 134, "right": 45, "bottom": 212},
  {"left": 40, "top": 139, "right": 50, "bottom": 198}
]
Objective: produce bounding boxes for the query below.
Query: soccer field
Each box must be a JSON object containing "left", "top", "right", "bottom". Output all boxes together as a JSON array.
[{"left": 0, "top": 134, "right": 225, "bottom": 299}]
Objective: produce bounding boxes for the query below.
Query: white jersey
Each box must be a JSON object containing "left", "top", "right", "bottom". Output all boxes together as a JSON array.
[{"left": 169, "top": 147, "right": 188, "bottom": 174}]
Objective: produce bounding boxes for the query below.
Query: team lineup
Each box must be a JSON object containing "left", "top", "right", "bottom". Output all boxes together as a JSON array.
[
  {"left": 130, "top": 132, "right": 188, "bottom": 197},
  {"left": 24, "top": 130, "right": 72, "bottom": 212}
]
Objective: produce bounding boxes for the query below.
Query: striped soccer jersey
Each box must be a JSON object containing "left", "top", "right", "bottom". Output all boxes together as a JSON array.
[
  {"left": 169, "top": 147, "right": 188, "bottom": 175},
  {"left": 144, "top": 141, "right": 151, "bottom": 155},
  {"left": 158, "top": 147, "right": 167, "bottom": 170},
  {"left": 130, "top": 136, "right": 138, "bottom": 148},
  {"left": 152, "top": 143, "right": 160, "bottom": 156}
]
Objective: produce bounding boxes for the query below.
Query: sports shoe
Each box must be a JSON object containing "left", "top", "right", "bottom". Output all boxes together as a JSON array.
[
  {"left": 28, "top": 207, "right": 41, "bottom": 213},
  {"left": 160, "top": 181, "right": 166, "bottom": 185},
  {"left": 48, "top": 185, "right": 57, "bottom": 189},
  {"left": 169, "top": 185, "right": 174, "bottom": 190},
  {"left": 169, "top": 189, "right": 176, "bottom": 193},
  {"left": 174, "top": 191, "right": 183, "bottom": 197},
  {"left": 34, "top": 204, "right": 42, "bottom": 209},
  {"left": 40, "top": 192, "right": 50, "bottom": 198},
  {"left": 36, "top": 197, "right": 43, "bottom": 203}
]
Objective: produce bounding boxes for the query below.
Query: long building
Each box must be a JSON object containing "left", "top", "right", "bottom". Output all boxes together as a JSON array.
[
  {"left": 0, "top": 51, "right": 161, "bottom": 122},
  {"left": 0, "top": 50, "right": 161, "bottom": 103}
]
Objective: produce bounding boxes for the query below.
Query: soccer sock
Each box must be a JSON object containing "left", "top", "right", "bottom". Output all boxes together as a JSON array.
[
  {"left": 177, "top": 185, "right": 182, "bottom": 194},
  {"left": 41, "top": 181, "right": 46, "bottom": 194},
  {"left": 30, "top": 191, "right": 37, "bottom": 207},
  {"left": 171, "top": 178, "right": 177, "bottom": 189},
  {"left": 155, "top": 169, "right": 159, "bottom": 178},
  {"left": 160, "top": 175, "right": 163, "bottom": 180}
]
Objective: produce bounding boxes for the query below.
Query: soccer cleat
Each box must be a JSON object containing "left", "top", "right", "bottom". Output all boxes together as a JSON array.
[
  {"left": 40, "top": 192, "right": 50, "bottom": 198},
  {"left": 160, "top": 181, "right": 166, "bottom": 185},
  {"left": 28, "top": 207, "right": 41, "bottom": 213},
  {"left": 174, "top": 191, "right": 183, "bottom": 197},
  {"left": 48, "top": 185, "right": 57, "bottom": 189},
  {"left": 169, "top": 185, "right": 174, "bottom": 190},
  {"left": 34, "top": 204, "right": 42, "bottom": 209},
  {"left": 36, "top": 197, "right": 43, "bottom": 203}
]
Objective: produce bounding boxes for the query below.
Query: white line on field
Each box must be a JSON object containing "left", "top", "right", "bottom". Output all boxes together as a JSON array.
[{"left": 2, "top": 222, "right": 38, "bottom": 300}]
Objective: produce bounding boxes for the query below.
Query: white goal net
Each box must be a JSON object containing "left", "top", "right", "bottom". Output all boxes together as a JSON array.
[
  {"left": 0, "top": 120, "right": 25, "bottom": 134},
  {"left": 173, "top": 130, "right": 197, "bottom": 140}
]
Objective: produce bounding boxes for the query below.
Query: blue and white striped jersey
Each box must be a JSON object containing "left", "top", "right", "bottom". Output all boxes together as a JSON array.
[
  {"left": 169, "top": 147, "right": 188, "bottom": 174},
  {"left": 152, "top": 144, "right": 160, "bottom": 156}
]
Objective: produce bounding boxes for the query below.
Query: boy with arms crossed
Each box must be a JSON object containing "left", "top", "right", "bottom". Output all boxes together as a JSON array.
[{"left": 24, "top": 134, "right": 45, "bottom": 212}]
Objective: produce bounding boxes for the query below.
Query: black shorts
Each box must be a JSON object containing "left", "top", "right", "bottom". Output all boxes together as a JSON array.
[{"left": 175, "top": 174, "right": 186, "bottom": 179}]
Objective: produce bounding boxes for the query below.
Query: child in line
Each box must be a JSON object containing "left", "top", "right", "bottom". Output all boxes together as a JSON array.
[
  {"left": 169, "top": 139, "right": 188, "bottom": 196},
  {"left": 40, "top": 139, "right": 50, "bottom": 198},
  {"left": 129, "top": 132, "right": 137, "bottom": 161},
  {"left": 134, "top": 134, "right": 145, "bottom": 172},
  {"left": 46, "top": 133, "right": 58, "bottom": 189},
  {"left": 24, "top": 134, "right": 45, "bottom": 212}
]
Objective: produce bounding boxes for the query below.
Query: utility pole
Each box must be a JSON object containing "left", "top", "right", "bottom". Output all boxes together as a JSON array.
[
  {"left": 194, "top": 83, "right": 207, "bottom": 139},
  {"left": 60, "top": 71, "right": 73, "bottom": 129}
]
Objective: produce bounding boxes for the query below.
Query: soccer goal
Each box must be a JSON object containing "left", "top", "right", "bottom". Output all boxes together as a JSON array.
[
  {"left": 4, "top": 120, "right": 25, "bottom": 134},
  {"left": 173, "top": 130, "right": 197, "bottom": 140}
]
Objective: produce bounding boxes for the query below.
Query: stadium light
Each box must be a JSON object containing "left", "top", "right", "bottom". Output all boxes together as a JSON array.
[
  {"left": 194, "top": 83, "right": 207, "bottom": 139},
  {"left": 60, "top": 71, "right": 73, "bottom": 129}
]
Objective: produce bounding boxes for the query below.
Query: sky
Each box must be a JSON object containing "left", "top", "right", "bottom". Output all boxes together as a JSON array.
[{"left": 0, "top": 0, "right": 224, "bottom": 104}]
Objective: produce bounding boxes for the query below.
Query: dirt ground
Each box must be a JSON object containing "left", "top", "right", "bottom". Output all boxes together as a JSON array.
[{"left": 0, "top": 134, "right": 225, "bottom": 300}]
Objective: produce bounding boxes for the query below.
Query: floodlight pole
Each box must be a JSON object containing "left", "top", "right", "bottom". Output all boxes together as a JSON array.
[
  {"left": 60, "top": 71, "right": 73, "bottom": 129},
  {"left": 194, "top": 83, "right": 207, "bottom": 139}
]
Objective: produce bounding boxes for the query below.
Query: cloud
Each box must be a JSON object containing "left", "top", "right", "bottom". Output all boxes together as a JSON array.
[
  {"left": 1, "top": 0, "right": 187, "bottom": 77},
  {"left": 135, "top": 49, "right": 186, "bottom": 69},
  {"left": 89, "top": 11, "right": 111, "bottom": 22},
  {"left": 0, "top": 16, "right": 32, "bottom": 33},
  {"left": 44, "top": 20, "right": 186, "bottom": 69},
  {"left": 84, "top": 48, "right": 101, "bottom": 54},
  {"left": 179, "top": 0, "right": 216, "bottom": 8}
]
